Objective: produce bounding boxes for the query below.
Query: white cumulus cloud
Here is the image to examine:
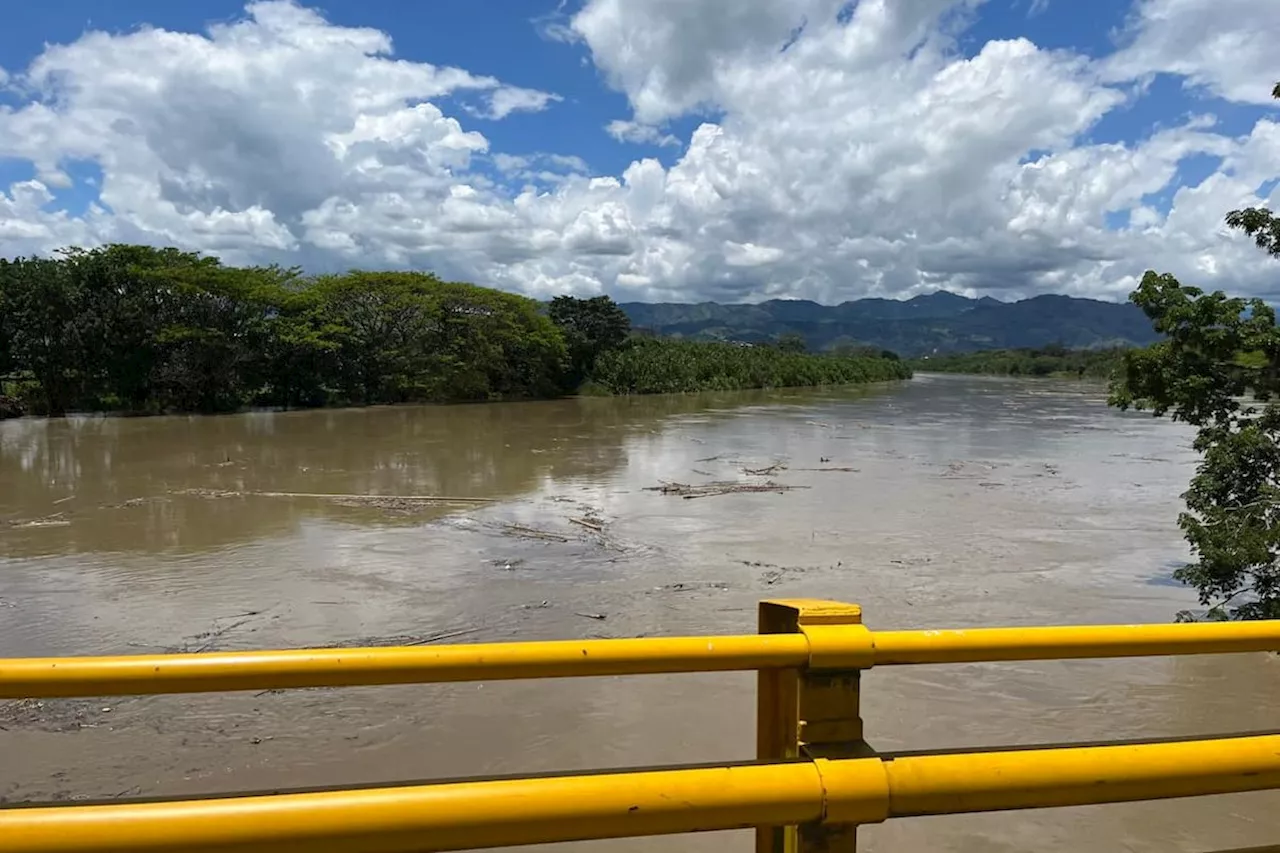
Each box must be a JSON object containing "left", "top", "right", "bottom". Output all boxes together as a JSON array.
[
  {"left": 0, "top": 0, "right": 1278, "bottom": 304},
  {"left": 483, "top": 86, "right": 563, "bottom": 120},
  {"left": 1104, "top": 0, "right": 1280, "bottom": 105},
  {"left": 605, "top": 120, "right": 680, "bottom": 148}
]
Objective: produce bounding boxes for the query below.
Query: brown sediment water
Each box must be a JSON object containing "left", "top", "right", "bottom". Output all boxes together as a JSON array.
[{"left": 2, "top": 373, "right": 1277, "bottom": 852}]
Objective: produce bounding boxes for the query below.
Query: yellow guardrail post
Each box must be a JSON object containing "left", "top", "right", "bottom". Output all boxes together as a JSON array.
[{"left": 757, "top": 599, "right": 878, "bottom": 853}]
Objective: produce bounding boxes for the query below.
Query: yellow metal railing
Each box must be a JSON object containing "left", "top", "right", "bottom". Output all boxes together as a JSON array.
[{"left": 2, "top": 598, "right": 1280, "bottom": 853}]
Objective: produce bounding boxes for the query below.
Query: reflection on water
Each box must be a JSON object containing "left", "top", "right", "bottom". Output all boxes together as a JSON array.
[
  {"left": 3, "top": 374, "right": 1280, "bottom": 852},
  {"left": 2, "top": 388, "right": 894, "bottom": 557}
]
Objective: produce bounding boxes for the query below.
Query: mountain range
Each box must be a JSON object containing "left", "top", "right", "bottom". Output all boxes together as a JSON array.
[{"left": 619, "top": 292, "right": 1159, "bottom": 357}]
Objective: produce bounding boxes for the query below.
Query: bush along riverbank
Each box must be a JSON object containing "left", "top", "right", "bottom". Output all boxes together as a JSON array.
[
  {"left": 589, "top": 337, "right": 913, "bottom": 394},
  {"left": 0, "top": 244, "right": 909, "bottom": 418},
  {"left": 909, "top": 345, "right": 1127, "bottom": 379}
]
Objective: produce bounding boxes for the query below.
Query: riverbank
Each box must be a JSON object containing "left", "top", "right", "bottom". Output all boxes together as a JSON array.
[
  {"left": 1, "top": 245, "right": 908, "bottom": 419},
  {"left": 582, "top": 338, "right": 912, "bottom": 395},
  {"left": 1, "top": 347, "right": 911, "bottom": 419},
  {"left": 907, "top": 346, "right": 1127, "bottom": 379},
  {"left": 0, "top": 370, "right": 914, "bottom": 420}
]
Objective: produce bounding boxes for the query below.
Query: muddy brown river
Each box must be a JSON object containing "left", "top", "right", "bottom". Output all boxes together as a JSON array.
[{"left": 3, "top": 373, "right": 1279, "bottom": 852}]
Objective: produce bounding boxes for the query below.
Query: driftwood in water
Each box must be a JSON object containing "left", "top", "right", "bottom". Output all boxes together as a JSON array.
[
  {"left": 644, "top": 481, "right": 809, "bottom": 500},
  {"left": 742, "top": 464, "right": 787, "bottom": 476},
  {"left": 499, "top": 522, "right": 571, "bottom": 542},
  {"left": 176, "top": 489, "right": 495, "bottom": 504}
]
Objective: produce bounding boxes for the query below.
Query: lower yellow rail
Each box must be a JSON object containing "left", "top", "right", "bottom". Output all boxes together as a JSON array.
[
  {"left": 5, "top": 734, "right": 1279, "bottom": 853},
  {"left": 5, "top": 620, "right": 1280, "bottom": 698}
]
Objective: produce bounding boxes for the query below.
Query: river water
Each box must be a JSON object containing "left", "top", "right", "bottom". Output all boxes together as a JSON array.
[{"left": 2, "top": 373, "right": 1279, "bottom": 852}]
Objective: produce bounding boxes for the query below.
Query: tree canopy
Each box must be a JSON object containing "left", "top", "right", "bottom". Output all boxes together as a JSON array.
[
  {"left": 589, "top": 337, "right": 911, "bottom": 395},
  {"left": 776, "top": 332, "right": 808, "bottom": 353},
  {"left": 1, "top": 246, "right": 909, "bottom": 417},
  {"left": 0, "top": 247, "right": 566, "bottom": 414},
  {"left": 547, "top": 295, "right": 631, "bottom": 389},
  {"left": 1108, "top": 80, "right": 1280, "bottom": 621},
  {"left": 912, "top": 345, "right": 1125, "bottom": 379}
]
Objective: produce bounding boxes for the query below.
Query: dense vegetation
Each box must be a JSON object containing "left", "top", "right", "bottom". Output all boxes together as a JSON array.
[
  {"left": 621, "top": 292, "right": 1160, "bottom": 356},
  {"left": 547, "top": 295, "right": 632, "bottom": 388},
  {"left": 910, "top": 345, "right": 1127, "bottom": 379},
  {"left": 0, "top": 246, "right": 567, "bottom": 416},
  {"left": 589, "top": 338, "right": 911, "bottom": 395},
  {"left": 0, "top": 245, "right": 908, "bottom": 418},
  {"left": 1108, "top": 80, "right": 1280, "bottom": 622}
]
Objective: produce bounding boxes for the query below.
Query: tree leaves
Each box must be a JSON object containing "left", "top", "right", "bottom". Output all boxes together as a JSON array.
[
  {"left": 547, "top": 295, "right": 631, "bottom": 389},
  {"left": 589, "top": 337, "right": 911, "bottom": 395},
  {"left": 1106, "top": 80, "right": 1280, "bottom": 620},
  {"left": 0, "top": 248, "right": 567, "bottom": 414}
]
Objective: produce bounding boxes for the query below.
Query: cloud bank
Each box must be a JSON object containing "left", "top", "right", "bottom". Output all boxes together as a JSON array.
[{"left": 0, "top": 0, "right": 1278, "bottom": 303}]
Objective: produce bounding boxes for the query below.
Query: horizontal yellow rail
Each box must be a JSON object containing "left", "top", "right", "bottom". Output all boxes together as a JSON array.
[
  {"left": 870, "top": 621, "right": 1280, "bottom": 664},
  {"left": 5, "top": 734, "right": 1280, "bottom": 853},
  {"left": 0, "top": 635, "right": 810, "bottom": 698},
  {"left": 5, "top": 620, "right": 1280, "bottom": 698}
]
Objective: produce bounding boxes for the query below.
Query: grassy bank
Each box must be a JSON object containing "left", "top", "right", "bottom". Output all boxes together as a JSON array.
[
  {"left": 588, "top": 338, "right": 912, "bottom": 395},
  {"left": 908, "top": 346, "right": 1127, "bottom": 379}
]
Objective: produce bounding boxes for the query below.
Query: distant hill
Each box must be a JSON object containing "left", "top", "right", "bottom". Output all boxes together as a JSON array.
[{"left": 619, "top": 292, "right": 1159, "bottom": 357}]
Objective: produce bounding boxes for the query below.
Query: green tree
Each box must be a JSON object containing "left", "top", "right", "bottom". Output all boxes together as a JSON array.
[
  {"left": 146, "top": 262, "right": 296, "bottom": 413},
  {"left": 589, "top": 337, "right": 911, "bottom": 394},
  {"left": 313, "top": 272, "right": 566, "bottom": 404},
  {"left": 547, "top": 295, "right": 631, "bottom": 389},
  {"left": 908, "top": 347, "right": 1124, "bottom": 378},
  {"left": 1217, "top": 81, "right": 1280, "bottom": 260},
  {"left": 1108, "top": 79, "right": 1280, "bottom": 620},
  {"left": 0, "top": 267, "right": 12, "bottom": 379},
  {"left": 258, "top": 286, "right": 342, "bottom": 409},
  {"left": 309, "top": 272, "right": 436, "bottom": 404},
  {"left": 61, "top": 244, "right": 225, "bottom": 410},
  {"left": 0, "top": 244, "right": 275, "bottom": 414},
  {"left": 776, "top": 332, "right": 807, "bottom": 353},
  {"left": 0, "top": 267, "right": 18, "bottom": 418},
  {"left": 0, "top": 255, "right": 87, "bottom": 416}
]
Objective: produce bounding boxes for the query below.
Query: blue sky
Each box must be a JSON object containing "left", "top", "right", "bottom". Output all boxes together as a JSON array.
[
  {"left": 0, "top": 0, "right": 1241, "bottom": 170},
  {"left": 1, "top": 1, "right": 653, "bottom": 176},
  {"left": 0, "top": 0, "right": 1277, "bottom": 303}
]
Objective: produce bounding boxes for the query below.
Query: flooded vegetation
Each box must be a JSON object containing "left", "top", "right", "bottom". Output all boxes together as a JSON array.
[{"left": 3, "top": 374, "right": 1280, "bottom": 851}]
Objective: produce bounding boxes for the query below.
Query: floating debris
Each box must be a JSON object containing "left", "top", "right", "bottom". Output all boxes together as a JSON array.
[
  {"left": 650, "top": 581, "right": 730, "bottom": 594},
  {"left": 175, "top": 489, "right": 496, "bottom": 505},
  {"left": 743, "top": 464, "right": 787, "bottom": 476},
  {"left": 499, "top": 522, "right": 571, "bottom": 543},
  {"left": 644, "top": 481, "right": 809, "bottom": 499},
  {"left": 6, "top": 513, "right": 70, "bottom": 529},
  {"left": 101, "top": 496, "right": 171, "bottom": 509},
  {"left": 317, "top": 627, "right": 486, "bottom": 650},
  {"left": 0, "top": 698, "right": 119, "bottom": 733}
]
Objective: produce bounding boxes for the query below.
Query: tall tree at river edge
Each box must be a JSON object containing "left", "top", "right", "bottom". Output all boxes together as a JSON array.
[{"left": 1109, "top": 81, "right": 1280, "bottom": 621}]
